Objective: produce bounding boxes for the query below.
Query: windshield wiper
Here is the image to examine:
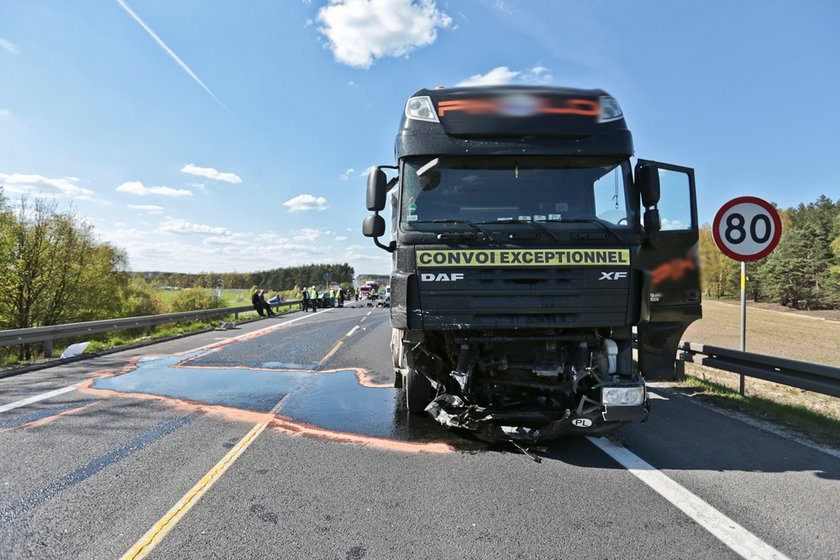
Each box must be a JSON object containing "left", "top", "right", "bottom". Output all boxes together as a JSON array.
[
  {"left": 416, "top": 219, "right": 497, "bottom": 242},
  {"left": 482, "top": 219, "right": 561, "bottom": 243},
  {"left": 551, "top": 218, "right": 622, "bottom": 242}
]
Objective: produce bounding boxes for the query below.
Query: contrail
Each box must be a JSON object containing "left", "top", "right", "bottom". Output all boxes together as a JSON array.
[{"left": 115, "top": 0, "right": 232, "bottom": 114}]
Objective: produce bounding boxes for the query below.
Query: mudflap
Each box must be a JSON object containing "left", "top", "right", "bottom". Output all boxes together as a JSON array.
[
  {"left": 425, "top": 393, "right": 650, "bottom": 443},
  {"left": 637, "top": 320, "right": 693, "bottom": 381}
]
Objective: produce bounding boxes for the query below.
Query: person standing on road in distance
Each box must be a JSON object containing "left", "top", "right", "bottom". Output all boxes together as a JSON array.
[
  {"left": 309, "top": 286, "right": 318, "bottom": 312},
  {"left": 251, "top": 288, "right": 264, "bottom": 317},
  {"left": 329, "top": 288, "right": 336, "bottom": 308},
  {"left": 301, "top": 287, "right": 310, "bottom": 312},
  {"left": 338, "top": 288, "right": 345, "bottom": 308}
]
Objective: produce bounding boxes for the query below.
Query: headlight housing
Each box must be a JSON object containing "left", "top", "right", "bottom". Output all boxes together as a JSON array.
[
  {"left": 599, "top": 96, "right": 623, "bottom": 123},
  {"left": 405, "top": 96, "right": 439, "bottom": 123},
  {"left": 602, "top": 385, "right": 645, "bottom": 406}
]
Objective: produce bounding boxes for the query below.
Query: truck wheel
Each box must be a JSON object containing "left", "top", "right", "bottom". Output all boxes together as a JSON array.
[{"left": 405, "top": 366, "right": 434, "bottom": 414}]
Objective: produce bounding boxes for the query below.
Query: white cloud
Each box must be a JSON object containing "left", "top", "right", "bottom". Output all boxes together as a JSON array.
[
  {"left": 283, "top": 194, "right": 329, "bottom": 212},
  {"left": 457, "top": 66, "right": 520, "bottom": 87},
  {"left": 341, "top": 166, "right": 378, "bottom": 181},
  {"left": 158, "top": 218, "right": 230, "bottom": 236},
  {"left": 116, "top": 181, "right": 192, "bottom": 197},
  {"left": 127, "top": 204, "right": 165, "bottom": 214},
  {"left": 292, "top": 228, "right": 323, "bottom": 242},
  {"left": 335, "top": 236, "right": 348, "bottom": 241},
  {"left": 0, "top": 109, "right": 11, "bottom": 118},
  {"left": 317, "top": 0, "right": 452, "bottom": 68},
  {"left": 180, "top": 164, "right": 242, "bottom": 184},
  {"left": 0, "top": 37, "right": 19, "bottom": 55},
  {"left": 660, "top": 218, "right": 687, "bottom": 231},
  {"left": 456, "top": 65, "right": 553, "bottom": 87},
  {"left": 0, "top": 172, "right": 96, "bottom": 200}
]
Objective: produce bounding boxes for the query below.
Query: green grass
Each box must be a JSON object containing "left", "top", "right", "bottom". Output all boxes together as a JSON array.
[
  {"left": 682, "top": 375, "right": 840, "bottom": 448},
  {"left": 153, "top": 288, "right": 250, "bottom": 308}
]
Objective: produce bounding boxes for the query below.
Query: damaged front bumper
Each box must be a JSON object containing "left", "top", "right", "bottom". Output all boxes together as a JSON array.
[{"left": 425, "top": 384, "right": 650, "bottom": 443}]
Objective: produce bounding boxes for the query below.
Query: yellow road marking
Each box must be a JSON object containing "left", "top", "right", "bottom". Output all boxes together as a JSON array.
[
  {"left": 319, "top": 340, "right": 344, "bottom": 366},
  {"left": 121, "top": 397, "right": 288, "bottom": 560}
]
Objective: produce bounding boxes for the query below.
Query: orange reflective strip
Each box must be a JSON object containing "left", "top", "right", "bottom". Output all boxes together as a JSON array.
[
  {"left": 437, "top": 99, "right": 498, "bottom": 116},
  {"left": 541, "top": 98, "right": 599, "bottom": 116}
]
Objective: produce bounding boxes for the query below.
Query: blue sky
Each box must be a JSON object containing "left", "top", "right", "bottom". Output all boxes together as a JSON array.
[{"left": 1, "top": 0, "right": 838, "bottom": 275}]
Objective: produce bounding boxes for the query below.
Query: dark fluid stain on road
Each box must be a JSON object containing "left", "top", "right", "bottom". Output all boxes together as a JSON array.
[{"left": 92, "top": 351, "right": 470, "bottom": 447}]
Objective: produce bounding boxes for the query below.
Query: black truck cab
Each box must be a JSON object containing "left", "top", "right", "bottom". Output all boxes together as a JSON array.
[{"left": 364, "top": 86, "right": 701, "bottom": 441}]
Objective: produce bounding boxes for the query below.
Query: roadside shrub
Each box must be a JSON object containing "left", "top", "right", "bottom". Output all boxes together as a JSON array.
[
  {"left": 167, "top": 288, "right": 224, "bottom": 313},
  {"left": 84, "top": 341, "right": 107, "bottom": 353},
  {"left": 119, "top": 281, "right": 164, "bottom": 317}
]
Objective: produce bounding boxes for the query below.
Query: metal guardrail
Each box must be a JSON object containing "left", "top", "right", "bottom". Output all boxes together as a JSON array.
[
  {"left": 0, "top": 300, "right": 302, "bottom": 357},
  {"left": 678, "top": 341, "right": 840, "bottom": 398},
  {"left": 2, "top": 313, "right": 838, "bottom": 399}
]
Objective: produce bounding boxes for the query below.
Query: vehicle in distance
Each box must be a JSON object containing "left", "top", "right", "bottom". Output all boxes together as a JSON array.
[{"left": 363, "top": 85, "right": 701, "bottom": 441}]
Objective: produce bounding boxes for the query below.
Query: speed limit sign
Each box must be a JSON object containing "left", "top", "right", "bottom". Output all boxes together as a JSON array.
[{"left": 712, "top": 196, "right": 782, "bottom": 261}]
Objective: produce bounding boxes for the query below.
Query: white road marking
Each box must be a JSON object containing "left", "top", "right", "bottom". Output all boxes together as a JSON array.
[
  {"left": 647, "top": 391, "right": 669, "bottom": 400},
  {"left": 588, "top": 437, "right": 791, "bottom": 560},
  {"left": 0, "top": 384, "right": 79, "bottom": 414},
  {"left": 346, "top": 326, "right": 360, "bottom": 337}
]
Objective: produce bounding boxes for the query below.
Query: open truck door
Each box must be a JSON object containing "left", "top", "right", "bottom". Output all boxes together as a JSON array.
[{"left": 636, "top": 160, "right": 702, "bottom": 380}]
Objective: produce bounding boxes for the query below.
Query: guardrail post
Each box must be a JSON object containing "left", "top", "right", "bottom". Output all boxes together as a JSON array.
[
  {"left": 234, "top": 311, "right": 239, "bottom": 320},
  {"left": 44, "top": 340, "right": 53, "bottom": 358},
  {"left": 675, "top": 352, "right": 686, "bottom": 381}
]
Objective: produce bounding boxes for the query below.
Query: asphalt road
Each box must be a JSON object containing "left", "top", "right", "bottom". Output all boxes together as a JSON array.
[{"left": 1, "top": 304, "right": 839, "bottom": 559}]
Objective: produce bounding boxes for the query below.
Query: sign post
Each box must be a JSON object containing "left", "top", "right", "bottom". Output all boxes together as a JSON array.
[{"left": 712, "top": 196, "right": 782, "bottom": 395}]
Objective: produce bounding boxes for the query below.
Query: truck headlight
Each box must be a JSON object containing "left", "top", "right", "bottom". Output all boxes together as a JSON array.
[
  {"left": 602, "top": 386, "right": 645, "bottom": 406},
  {"left": 405, "top": 96, "right": 439, "bottom": 123},
  {"left": 599, "top": 96, "right": 623, "bottom": 123}
]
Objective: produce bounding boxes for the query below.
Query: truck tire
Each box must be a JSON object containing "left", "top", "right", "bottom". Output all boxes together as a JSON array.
[{"left": 405, "top": 366, "right": 434, "bottom": 414}]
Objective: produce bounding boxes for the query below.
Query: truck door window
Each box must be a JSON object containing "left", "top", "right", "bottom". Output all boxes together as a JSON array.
[{"left": 655, "top": 168, "right": 693, "bottom": 230}]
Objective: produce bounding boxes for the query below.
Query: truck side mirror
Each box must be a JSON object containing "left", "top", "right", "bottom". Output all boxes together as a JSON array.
[
  {"left": 636, "top": 163, "right": 661, "bottom": 208},
  {"left": 362, "top": 215, "right": 386, "bottom": 238},
  {"left": 367, "top": 169, "right": 388, "bottom": 211},
  {"left": 643, "top": 208, "right": 661, "bottom": 234}
]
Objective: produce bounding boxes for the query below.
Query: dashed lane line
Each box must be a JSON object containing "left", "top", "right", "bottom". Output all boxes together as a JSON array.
[
  {"left": 319, "top": 341, "right": 344, "bottom": 366},
  {"left": 121, "top": 397, "right": 289, "bottom": 560},
  {"left": 588, "top": 436, "right": 791, "bottom": 560},
  {"left": 321, "top": 315, "right": 372, "bottom": 366}
]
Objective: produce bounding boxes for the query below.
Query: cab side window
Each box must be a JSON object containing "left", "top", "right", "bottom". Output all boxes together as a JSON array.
[{"left": 656, "top": 169, "right": 693, "bottom": 230}]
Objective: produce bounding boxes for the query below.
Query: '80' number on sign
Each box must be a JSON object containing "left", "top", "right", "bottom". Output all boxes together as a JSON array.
[
  {"left": 724, "top": 212, "right": 772, "bottom": 245},
  {"left": 713, "top": 197, "right": 782, "bottom": 262}
]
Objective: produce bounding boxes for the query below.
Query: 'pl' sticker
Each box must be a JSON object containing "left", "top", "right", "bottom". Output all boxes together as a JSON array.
[
  {"left": 517, "top": 215, "right": 531, "bottom": 221},
  {"left": 407, "top": 215, "right": 418, "bottom": 222},
  {"left": 548, "top": 213, "right": 562, "bottom": 221},
  {"left": 571, "top": 418, "right": 592, "bottom": 428}
]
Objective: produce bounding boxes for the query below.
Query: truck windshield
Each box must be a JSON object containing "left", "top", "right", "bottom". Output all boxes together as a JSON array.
[{"left": 400, "top": 156, "right": 633, "bottom": 230}]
